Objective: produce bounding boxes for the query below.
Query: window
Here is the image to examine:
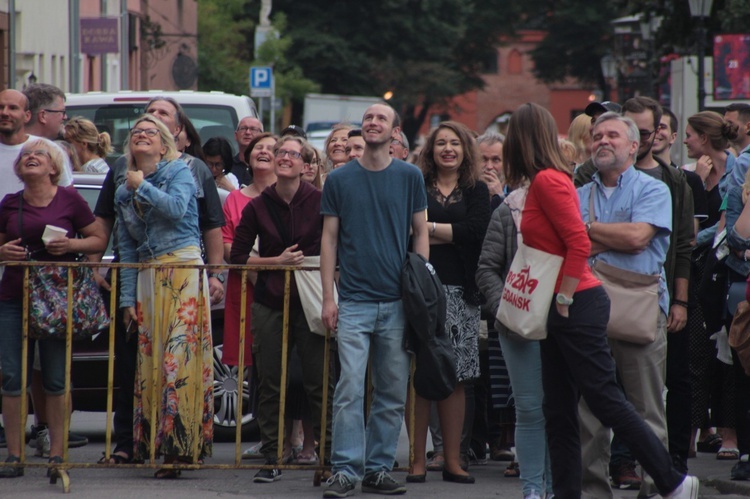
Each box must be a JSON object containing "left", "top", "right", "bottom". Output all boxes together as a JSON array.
[{"left": 508, "top": 50, "right": 522, "bottom": 75}]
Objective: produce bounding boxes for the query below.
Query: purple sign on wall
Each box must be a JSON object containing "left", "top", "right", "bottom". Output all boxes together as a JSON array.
[{"left": 81, "top": 18, "right": 119, "bottom": 54}]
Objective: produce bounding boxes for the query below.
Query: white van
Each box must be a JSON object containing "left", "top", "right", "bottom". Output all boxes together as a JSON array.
[{"left": 66, "top": 90, "right": 258, "bottom": 160}]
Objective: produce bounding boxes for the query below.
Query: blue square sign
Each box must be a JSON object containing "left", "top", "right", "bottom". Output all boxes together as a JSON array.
[{"left": 250, "top": 67, "right": 273, "bottom": 97}]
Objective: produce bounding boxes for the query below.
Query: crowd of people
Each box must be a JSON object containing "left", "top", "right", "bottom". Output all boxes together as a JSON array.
[{"left": 3, "top": 81, "right": 750, "bottom": 499}]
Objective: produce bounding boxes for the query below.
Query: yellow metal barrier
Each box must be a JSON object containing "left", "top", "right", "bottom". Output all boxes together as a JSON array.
[{"left": 3, "top": 260, "right": 414, "bottom": 493}]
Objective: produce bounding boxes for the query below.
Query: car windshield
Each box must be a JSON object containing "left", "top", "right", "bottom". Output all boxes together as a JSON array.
[{"left": 66, "top": 103, "right": 239, "bottom": 163}]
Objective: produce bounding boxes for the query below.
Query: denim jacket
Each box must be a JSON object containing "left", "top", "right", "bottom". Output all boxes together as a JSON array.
[
  {"left": 725, "top": 184, "right": 750, "bottom": 277},
  {"left": 115, "top": 158, "right": 200, "bottom": 308}
]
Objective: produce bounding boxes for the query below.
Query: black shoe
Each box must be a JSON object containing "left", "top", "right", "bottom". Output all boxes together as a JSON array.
[
  {"left": 362, "top": 471, "right": 406, "bottom": 494},
  {"left": 253, "top": 466, "right": 281, "bottom": 483},
  {"left": 609, "top": 460, "right": 641, "bottom": 490},
  {"left": 0, "top": 456, "right": 23, "bottom": 478},
  {"left": 0, "top": 426, "right": 5, "bottom": 449},
  {"left": 731, "top": 459, "right": 750, "bottom": 480},
  {"left": 323, "top": 472, "right": 356, "bottom": 497},
  {"left": 68, "top": 431, "right": 89, "bottom": 448},
  {"left": 47, "top": 456, "right": 63, "bottom": 478},
  {"left": 442, "top": 469, "right": 475, "bottom": 484}
]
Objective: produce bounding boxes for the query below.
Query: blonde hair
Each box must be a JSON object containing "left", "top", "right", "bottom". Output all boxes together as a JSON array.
[
  {"left": 64, "top": 117, "right": 112, "bottom": 159},
  {"left": 558, "top": 138, "right": 578, "bottom": 167},
  {"left": 567, "top": 113, "right": 592, "bottom": 164},
  {"left": 323, "top": 123, "right": 354, "bottom": 171},
  {"left": 14, "top": 138, "right": 65, "bottom": 185},
  {"left": 124, "top": 114, "right": 180, "bottom": 170}
]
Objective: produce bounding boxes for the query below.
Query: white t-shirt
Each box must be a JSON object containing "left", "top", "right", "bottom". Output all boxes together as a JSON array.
[{"left": 0, "top": 135, "right": 74, "bottom": 202}]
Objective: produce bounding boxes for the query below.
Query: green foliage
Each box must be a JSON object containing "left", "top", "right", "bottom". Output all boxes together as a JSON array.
[
  {"left": 197, "top": 0, "right": 254, "bottom": 95},
  {"left": 273, "top": 0, "right": 515, "bottom": 139}
]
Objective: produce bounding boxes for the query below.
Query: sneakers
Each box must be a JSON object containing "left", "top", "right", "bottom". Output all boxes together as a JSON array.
[
  {"left": 68, "top": 431, "right": 89, "bottom": 448},
  {"left": 242, "top": 442, "right": 264, "bottom": 460},
  {"left": 324, "top": 472, "right": 356, "bottom": 498},
  {"left": 0, "top": 456, "right": 23, "bottom": 478},
  {"left": 609, "top": 460, "right": 641, "bottom": 490},
  {"left": 523, "top": 492, "right": 542, "bottom": 499},
  {"left": 731, "top": 456, "right": 750, "bottom": 480},
  {"left": 664, "top": 475, "right": 699, "bottom": 499},
  {"left": 361, "top": 471, "right": 406, "bottom": 495},
  {"left": 253, "top": 462, "right": 281, "bottom": 483},
  {"left": 467, "top": 448, "right": 487, "bottom": 466},
  {"left": 35, "top": 426, "right": 50, "bottom": 458}
]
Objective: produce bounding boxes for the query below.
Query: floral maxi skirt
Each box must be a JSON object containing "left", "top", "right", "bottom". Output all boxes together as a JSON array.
[{"left": 133, "top": 246, "right": 213, "bottom": 460}]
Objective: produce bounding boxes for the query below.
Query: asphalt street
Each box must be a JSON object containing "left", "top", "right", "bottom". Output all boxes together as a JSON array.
[{"left": 0, "top": 412, "right": 747, "bottom": 498}]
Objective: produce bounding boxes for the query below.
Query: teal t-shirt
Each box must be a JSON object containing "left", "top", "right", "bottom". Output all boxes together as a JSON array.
[{"left": 321, "top": 159, "right": 427, "bottom": 302}]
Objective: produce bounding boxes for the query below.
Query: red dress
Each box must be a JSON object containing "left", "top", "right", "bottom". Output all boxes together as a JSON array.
[{"left": 221, "top": 189, "right": 255, "bottom": 366}]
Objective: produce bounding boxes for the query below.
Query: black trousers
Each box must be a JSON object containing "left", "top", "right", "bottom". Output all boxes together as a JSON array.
[{"left": 541, "top": 286, "right": 683, "bottom": 499}]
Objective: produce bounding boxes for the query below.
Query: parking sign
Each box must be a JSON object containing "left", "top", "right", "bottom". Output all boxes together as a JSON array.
[{"left": 250, "top": 67, "right": 273, "bottom": 98}]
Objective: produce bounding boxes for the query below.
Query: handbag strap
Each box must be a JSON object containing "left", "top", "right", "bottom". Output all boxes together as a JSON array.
[
  {"left": 261, "top": 194, "right": 292, "bottom": 248},
  {"left": 588, "top": 183, "right": 596, "bottom": 223},
  {"left": 17, "top": 191, "right": 24, "bottom": 243}
]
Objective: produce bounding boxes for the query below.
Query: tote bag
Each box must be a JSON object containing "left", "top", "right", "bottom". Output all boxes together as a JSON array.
[
  {"left": 496, "top": 237, "right": 563, "bottom": 340},
  {"left": 294, "top": 256, "right": 336, "bottom": 336}
]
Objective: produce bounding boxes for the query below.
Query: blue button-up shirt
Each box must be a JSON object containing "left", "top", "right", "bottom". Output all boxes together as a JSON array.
[{"left": 578, "top": 166, "right": 673, "bottom": 315}]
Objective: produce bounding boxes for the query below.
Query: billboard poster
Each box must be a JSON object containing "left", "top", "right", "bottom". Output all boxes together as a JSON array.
[{"left": 714, "top": 34, "right": 750, "bottom": 100}]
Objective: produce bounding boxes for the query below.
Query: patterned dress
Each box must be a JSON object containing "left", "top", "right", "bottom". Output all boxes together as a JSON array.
[{"left": 133, "top": 247, "right": 214, "bottom": 460}]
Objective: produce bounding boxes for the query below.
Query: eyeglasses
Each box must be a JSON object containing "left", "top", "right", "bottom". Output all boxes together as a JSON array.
[
  {"left": 44, "top": 109, "right": 67, "bottom": 118},
  {"left": 639, "top": 129, "right": 655, "bottom": 140},
  {"left": 206, "top": 160, "right": 224, "bottom": 169},
  {"left": 275, "top": 149, "right": 302, "bottom": 159},
  {"left": 237, "top": 126, "right": 263, "bottom": 134},
  {"left": 130, "top": 128, "right": 160, "bottom": 138},
  {"left": 391, "top": 139, "right": 405, "bottom": 148},
  {"left": 20, "top": 149, "right": 51, "bottom": 159}
]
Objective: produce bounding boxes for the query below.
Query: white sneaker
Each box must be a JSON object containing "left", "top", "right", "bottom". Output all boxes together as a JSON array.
[
  {"left": 664, "top": 475, "right": 699, "bottom": 499},
  {"left": 524, "top": 492, "right": 542, "bottom": 499},
  {"left": 35, "top": 428, "right": 50, "bottom": 458},
  {"left": 241, "top": 441, "right": 264, "bottom": 460}
]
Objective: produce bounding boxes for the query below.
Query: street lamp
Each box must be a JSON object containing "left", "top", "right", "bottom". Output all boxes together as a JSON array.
[
  {"left": 689, "top": 0, "right": 714, "bottom": 111},
  {"left": 600, "top": 54, "right": 617, "bottom": 102}
]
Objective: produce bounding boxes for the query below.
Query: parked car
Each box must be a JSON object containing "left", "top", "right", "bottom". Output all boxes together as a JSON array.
[
  {"left": 65, "top": 90, "right": 257, "bottom": 164},
  {"left": 72, "top": 170, "right": 255, "bottom": 440}
]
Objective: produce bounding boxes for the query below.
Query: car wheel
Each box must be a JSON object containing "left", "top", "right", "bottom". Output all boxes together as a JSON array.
[{"left": 213, "top": 343, "right": 254, "bottom": 440}]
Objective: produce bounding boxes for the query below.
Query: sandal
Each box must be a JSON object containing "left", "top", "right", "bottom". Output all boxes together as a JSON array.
[
  {"left": 426, "top": 451, "right": 445, "bottom": 472},
  {"left": 154, "top": 468, "right": 181, "bottom": 479},
  {"left": 98, "top": 450, "right": 133, "bottom": 464},
  {"left": 697, "top": 433, "right": 723, "bottom": 453},
  {"left": 717, "top": 447, "right": 740, "bottom": 460},
  {"left": 295, "top": 450, "right": 319, "bottom": 465},
  {"left": 504, "top": 460, "right": 520, "bottom": 478}
]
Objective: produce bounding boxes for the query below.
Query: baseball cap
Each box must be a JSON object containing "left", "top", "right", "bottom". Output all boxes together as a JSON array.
[
  {"left": 281, "top": 125, "right": 307, "bottom": 139},
  {"left": 584, "top": 101, "right": 622, "bottom": 117}
]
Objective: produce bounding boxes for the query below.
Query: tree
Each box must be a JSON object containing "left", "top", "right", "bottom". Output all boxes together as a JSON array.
[
  {"left": 273, "top": 0, "right": 517, "bottom": 141},
  {"left": 197, "top": 0, "right": 318, "bottom": 128}
]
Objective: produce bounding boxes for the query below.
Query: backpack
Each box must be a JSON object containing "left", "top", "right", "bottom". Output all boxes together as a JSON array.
[{"left": 401, "top": 252, "right": 456, "bottom": 400}]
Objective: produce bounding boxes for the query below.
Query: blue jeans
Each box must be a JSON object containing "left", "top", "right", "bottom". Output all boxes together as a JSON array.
[
  {"left": 498, "top": 333, "right": 552, "bottom": 497},
  {"left": 331, "top": 300, "right": 410, "bottom": 481},
  {"left": 0, "top": 300, "right": 67, "bottom": 396}
]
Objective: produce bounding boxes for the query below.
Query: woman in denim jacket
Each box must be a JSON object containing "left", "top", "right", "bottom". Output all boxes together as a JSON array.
[{"left": 115, "top": 114, "right": 213, "bottom": 478}]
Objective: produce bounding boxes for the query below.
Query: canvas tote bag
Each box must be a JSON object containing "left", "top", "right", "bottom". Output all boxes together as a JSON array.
[
  {"left": 588, "top": 185, "right": 659, "bottom": 344},
  {"left": 496, "top": 234, "right": 563, "bottom": 340}
]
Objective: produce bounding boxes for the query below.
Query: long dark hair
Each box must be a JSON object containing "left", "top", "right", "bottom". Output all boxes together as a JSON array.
[{"left": 503, "top": 103, "right": 571, "bottom": 187}]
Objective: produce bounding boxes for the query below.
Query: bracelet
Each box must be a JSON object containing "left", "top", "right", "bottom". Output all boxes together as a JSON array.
[
  {"left": 430, "top": 221, "right": 436, "bottom": 235},
  {"left": 672, "top": 299, "right": 689, "bottom": 309}
]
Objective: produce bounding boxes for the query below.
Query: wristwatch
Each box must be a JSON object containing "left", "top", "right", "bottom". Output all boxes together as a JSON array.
[
  {"left": 556, "top": 293, "right": 574, "bottom": 306},
  {"left": 209, "top": 272, "right": 226, "bottom": 284}
]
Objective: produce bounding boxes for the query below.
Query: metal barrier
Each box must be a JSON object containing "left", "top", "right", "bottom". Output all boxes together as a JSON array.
[{"left": 2, "top": 259, "right": 390, "bottom": 493}]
